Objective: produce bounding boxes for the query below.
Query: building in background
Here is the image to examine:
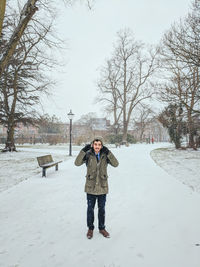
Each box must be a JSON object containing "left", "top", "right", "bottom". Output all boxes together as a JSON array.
[{"left": 0, "top": 117, "right": 169, "bottom": 145}]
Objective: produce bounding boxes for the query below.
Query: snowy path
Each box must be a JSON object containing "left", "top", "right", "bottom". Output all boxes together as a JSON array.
[{"left": 0, "top": 144, "right": 200, "bottom": 267}]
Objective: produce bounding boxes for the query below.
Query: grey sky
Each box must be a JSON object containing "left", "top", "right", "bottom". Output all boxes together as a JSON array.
[{"left": 42, "top": 0, "right": 191, "bottom": 122}]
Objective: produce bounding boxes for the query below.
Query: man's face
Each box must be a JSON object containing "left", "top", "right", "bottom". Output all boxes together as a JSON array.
[{"left": 92, "top": 140, "right": 102, "bottom": 154}]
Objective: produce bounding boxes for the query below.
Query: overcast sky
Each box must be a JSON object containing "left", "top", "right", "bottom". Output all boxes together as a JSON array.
[{"left": 41, "top": 0, "right": 191, "bottom": 122}]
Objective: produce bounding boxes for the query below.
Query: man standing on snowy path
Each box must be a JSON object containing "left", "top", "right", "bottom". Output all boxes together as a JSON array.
[{"left": 74, "top": 137, "right": 119, "bottom": 239}]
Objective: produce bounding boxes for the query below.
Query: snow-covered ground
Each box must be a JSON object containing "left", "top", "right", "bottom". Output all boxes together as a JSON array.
[
  {"left": 0, "top": 143, "right": 200, "bottom": 267},
  {"left": 151, "top": 147, "right": 200, "bottom": 193},
  {"left": 0, "top": 144, "right": 81, "bottom": 192}
]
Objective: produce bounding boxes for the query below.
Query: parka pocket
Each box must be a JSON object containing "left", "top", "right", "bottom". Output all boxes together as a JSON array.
[
  {"left": 100, "top": 175, "right": 108, "bottom": 187},
  {"left": 85, "top": 174, "right": 95, "bottom": 188}
]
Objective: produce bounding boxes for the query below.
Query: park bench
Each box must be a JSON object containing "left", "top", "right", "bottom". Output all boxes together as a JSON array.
[{"left": 37, "top": 155, "right": 62, "bottom": 177}]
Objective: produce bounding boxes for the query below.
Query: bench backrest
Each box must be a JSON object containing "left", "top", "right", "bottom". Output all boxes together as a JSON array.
[{"left": 37, "top": 155, "right": 53, "bottom": 166}]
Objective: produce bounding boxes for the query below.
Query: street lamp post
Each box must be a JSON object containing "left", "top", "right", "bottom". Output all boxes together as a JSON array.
[{"left": 67, "top": 109, "right": 75, "bottom": 156}]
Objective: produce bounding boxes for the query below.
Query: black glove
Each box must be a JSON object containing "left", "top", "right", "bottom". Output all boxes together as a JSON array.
[
  {"left": 101, "top": 146, "right": 109, "bottom": 155},
  {"left": 82, "top": 144, "right": 91, "bottom": 152}
]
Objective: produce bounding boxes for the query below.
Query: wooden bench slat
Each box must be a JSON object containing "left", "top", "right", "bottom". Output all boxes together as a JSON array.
[
  {"left": 40, "top": 161, "right": 62, "bottom": 168},
  {"left": 37, "top": 155, "right": 53, "bottom": 166}
]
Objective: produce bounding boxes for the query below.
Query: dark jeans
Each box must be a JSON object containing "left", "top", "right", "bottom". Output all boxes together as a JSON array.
[{"left": 87, "top": 193, "right": 106, "bottom": 230}]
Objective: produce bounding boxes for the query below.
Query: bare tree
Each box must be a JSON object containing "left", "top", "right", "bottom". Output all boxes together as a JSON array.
[
  {"left": 159, "top": 19, "right": 200, "bottom": 148},
  {"left": 97, "top": 29, "right": 158, "bottom": 142},
  {"left": 163, "top": 0, "right": 200, "bottom": 67},
  {"left": 96, "top": 59, "right": 123, "bottom": 129},
  {"left": 157, "top": 0, "right": 200, "bottom": 149},
  {"left": 0, "top": 0, "right": 96, "bottom": 151},
  {"left": 158, "top": 61, "right": 200, "bottom": 148},
  {"left": 0, "top": 9, "right": 58, "bottom": 151},
  {"left": 132, "top": 104, "right": 154, "bottom": 142}
]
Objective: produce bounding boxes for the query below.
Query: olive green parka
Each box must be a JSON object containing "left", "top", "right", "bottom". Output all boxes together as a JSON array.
[{"left": 74, "top": 144, "right": 119, "bottom": 195}]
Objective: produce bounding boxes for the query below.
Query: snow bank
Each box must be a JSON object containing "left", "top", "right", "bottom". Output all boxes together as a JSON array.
[{"left": 151, "top": 147, "right": 200, "bottom": 193}]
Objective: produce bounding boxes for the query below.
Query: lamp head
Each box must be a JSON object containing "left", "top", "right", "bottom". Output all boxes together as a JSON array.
[{"left": 67, "top": 110, "right": 75, "bottom": 120}]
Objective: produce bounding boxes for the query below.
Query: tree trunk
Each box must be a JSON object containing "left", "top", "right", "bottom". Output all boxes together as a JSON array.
[
  {"left": 139, "top": 128, "right": 145, "bottom": 142},
  {"left": 4, "top": 121, "right": 16, "bottom": 152},
  {"left": 2, "top": 71, "right": 18, "bottom": 152},
  {"left": 188, "top": 130, "right": 195, "bottom": 148},
  {"left": 122, "top": 121, "right": 128, "bottom": 143},
  {"left": 0, "top": 0, "right": 38, "bottom": 77},
  {"left": 0, "top": 0, "right": 6, "bottom": 37},
  {"left": 174, "top": 139, "right": 181, "bottom": 149},
  {"left": 174, "top": 130, "right": 181, "bottom": 149},
  {"left": 187, "top": 111, "right": 195, "bottom": 148}
]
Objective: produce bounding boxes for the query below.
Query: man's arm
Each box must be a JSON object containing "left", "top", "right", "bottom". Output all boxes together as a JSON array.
[
  {"left": 101, "top": 146, "right": 119, "bottom": 167},
  {"left": 107, "top": 151, "right": 119, "bottom": 167},
  {"left": 74, "top": 144, "right": 91, "bottom": 166},
  {"left": 74, "top": 150, "right": 86, "bottom": 166}
]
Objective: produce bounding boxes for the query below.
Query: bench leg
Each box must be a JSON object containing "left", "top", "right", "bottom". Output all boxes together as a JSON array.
[
  {"left": 42, "top": 168, "right": 46, "bottom": 177},
  {"left": 55, "top": 164, "right": 58, "bottom": 171}
]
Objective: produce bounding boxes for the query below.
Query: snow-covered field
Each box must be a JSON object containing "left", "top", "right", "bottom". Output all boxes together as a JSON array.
[
  {"left": 0, "top": 144, "right": 81, "bottom": 192},
  {"left": 0, "top": 143, "right": 200, "bottom": 267},
  {"left": 151, "top": 147, "right": 200, "bottom": 193}
]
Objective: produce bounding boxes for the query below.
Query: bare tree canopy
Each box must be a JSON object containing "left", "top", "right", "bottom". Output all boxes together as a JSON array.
[
  {"left": 0, "top": 0, "right": 95, "bottom": 78},
  {"left": 132, "top": 104, "right": 155, "bottom": 142},
  {"left": 97, "top": 28, "right": 158, "bottom": 142},
  {"left": 162, "top": 0, "right": 200, "bottom": 67}
]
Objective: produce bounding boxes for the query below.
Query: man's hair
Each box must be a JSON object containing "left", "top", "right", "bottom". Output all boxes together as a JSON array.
[{"left": 92, "top": 139, "right": 102, "bottom": 145}]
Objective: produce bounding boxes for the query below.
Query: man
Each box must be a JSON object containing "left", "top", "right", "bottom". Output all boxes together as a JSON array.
[{"left": 74, "top": 137, "right": 119, "bottom": 239}]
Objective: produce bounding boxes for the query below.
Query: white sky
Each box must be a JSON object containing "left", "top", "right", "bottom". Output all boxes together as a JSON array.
[{"left": 41, "top": 0, "right": 191, "bottom": 122}]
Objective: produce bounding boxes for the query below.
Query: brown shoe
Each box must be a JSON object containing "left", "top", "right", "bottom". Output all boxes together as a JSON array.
[
  {"left": 87, "top": 229, "right": 93, "bottom": 239},
  {"left": 99, "top": 229, "right": 110, "bottom": 238}
]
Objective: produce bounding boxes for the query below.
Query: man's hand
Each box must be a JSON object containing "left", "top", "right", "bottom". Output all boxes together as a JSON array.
[
  {"left": 82, "top": 144, "right": 91, "bottom": 152},
  {"left": 101, "top": 146, "right": 109, "bottom": 155}
]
